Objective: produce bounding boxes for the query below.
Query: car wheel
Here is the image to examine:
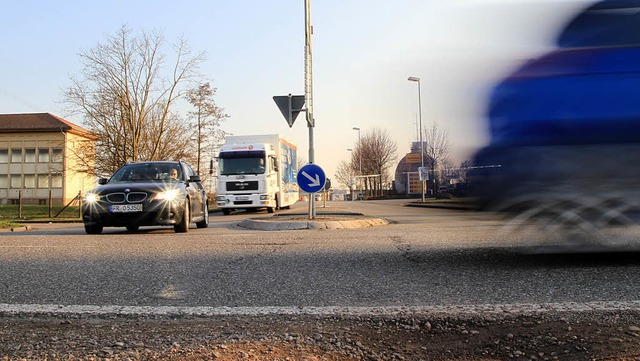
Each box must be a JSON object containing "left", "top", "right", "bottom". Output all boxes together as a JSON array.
[
  {"left": 85, "top": 224, "right": 103, "bottom": 234},
  {"left": 196, "top": 202, "right": 209, "bottom": 228},
  {"left": 222, "top": 209, "right": 231, "bottom": 215},
  {"left": 126, "top": 225, "right": 139, "bottom": 232},
  {"left": 174, "top": 200, "right": 190, "bottom": 233}
]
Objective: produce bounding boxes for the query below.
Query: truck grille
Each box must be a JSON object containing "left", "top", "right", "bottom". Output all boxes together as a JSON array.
[{"left": 226, "top": 181, "right": 258, "bottom": 191}]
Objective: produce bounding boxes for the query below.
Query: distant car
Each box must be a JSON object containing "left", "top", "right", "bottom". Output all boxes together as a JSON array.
[{"left": 82, "top": 161, "right": 209, "bottom": 234}]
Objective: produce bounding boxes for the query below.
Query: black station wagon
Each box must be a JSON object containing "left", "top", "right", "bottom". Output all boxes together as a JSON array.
[{"left": 82, "top": 161, "right": 209, "bottom": 234}]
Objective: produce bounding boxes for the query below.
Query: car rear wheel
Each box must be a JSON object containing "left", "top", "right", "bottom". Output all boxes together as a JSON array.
[
  {"left": 174, "top": 200, "right": 190, "bottom": 233},
  {"left": 196, "top": 202, "right": 209, "bottom": 228},
  {"left": 85, "top": 224, "right": 103, "bottom": 234}
]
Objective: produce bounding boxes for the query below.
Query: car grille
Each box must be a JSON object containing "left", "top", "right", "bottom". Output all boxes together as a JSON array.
[
  {"left": 105, "top": 192, "right": 148, "bottom": 203},
  {"left": 226, "top": 181, "right": 259, "bottom": 191}
]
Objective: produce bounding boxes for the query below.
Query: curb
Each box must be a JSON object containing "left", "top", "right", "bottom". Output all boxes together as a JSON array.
[
  {"left": 405, "top": 202, "right": 478, "bottom": 211},
  {"left": 4, "top": 225, "right": 33, "bottom": 232},
  {"left": 238, "top": 216, "right": 389, "bottom": 230}
]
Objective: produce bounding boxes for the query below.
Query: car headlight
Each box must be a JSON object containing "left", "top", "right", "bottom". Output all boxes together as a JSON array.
[
  {"left": 84, "top": 193, "right": 100, "bottom": 204},
  {"left": 155, "top": 189, "right": 180, "bottom": 201}
]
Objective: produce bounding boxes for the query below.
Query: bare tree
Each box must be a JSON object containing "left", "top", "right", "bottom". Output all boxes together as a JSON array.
[
  {"left": 334, "top": 160, "right": 356, "bottom": 194},
  {"left": 423, "top": 122, "right": 452, "bottom": 186},
  {"left": 186, "top": 82, "right": 229, "bottom": 175},
  {"left": 63, "top": 26, "right": 206, "bottom": 176},
  {"left": 355, "top": 127, "right": 397, "bottom": 197},
  {"left": 297, "top": 156, "right": 307, "bottom": 172}
]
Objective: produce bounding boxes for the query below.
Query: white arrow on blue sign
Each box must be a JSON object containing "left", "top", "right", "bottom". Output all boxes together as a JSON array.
[{"left": 297, "top": 164, "right": 326, "bottom": 194}]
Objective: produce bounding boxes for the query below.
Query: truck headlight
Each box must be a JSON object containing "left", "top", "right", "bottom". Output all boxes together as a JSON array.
[
  {"left": 216, "top": 196, "right": 226, "bottom": 201},
  {"left": 260, "top": 194, "right": 269, "bottom": 200},
  {"left": 155, "top": 189, "right": 180, "bottom": 201}
]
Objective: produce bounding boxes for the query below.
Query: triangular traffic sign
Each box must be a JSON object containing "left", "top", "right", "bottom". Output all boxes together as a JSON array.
[{"left": 273, "top": 95, "right": 306, "bottom": 127}]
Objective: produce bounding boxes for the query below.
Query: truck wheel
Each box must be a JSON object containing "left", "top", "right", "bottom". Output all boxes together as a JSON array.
[
  {"left": 174, "top": 200, "right": 190, "bottom": 233},
  {"left": 222, "top": 208, "right": 231, "bottom": 215},
  {"left": 267, "top": 206, "right": 275, "bottom": 213}
]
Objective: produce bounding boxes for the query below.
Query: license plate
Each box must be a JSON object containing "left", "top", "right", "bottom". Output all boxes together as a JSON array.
[
  {"left": 236, "top": 196, "right": 249, "bottom": 201},
  {"left": 110, "top": 204, "right": 143, "bottom": 213}
]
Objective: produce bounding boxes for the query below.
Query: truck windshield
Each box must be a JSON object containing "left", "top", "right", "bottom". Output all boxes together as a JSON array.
[{"left": 219, "top": 151, "right": 266, "bottom": 175}]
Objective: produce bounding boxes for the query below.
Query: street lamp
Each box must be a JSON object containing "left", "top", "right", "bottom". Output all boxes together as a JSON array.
[{"left": 407, "top": 76, "right": 425, "bottom": 203}]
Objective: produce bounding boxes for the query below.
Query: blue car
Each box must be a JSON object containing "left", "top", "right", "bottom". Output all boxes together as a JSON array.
[{"left": 469, "top": 0, "right": 640, "bottom": 231}]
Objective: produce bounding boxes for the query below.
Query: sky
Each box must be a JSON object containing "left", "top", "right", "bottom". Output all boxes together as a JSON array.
[{"left": 1, "top": 0, "right": 590, "bottom": 183}]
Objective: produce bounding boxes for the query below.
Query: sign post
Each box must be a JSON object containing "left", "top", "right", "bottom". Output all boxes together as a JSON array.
[{"left": 272, "top": 0, "right": 316, "bottom": 219}]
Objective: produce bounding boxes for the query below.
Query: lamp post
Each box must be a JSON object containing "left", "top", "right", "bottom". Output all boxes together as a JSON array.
[
  {"left": 352, "top": 127, "right": 362, "bottom": 198},
  {"left": 407, "top": 76, "right": 425, "bottom": 203},
  {"left": 347, "top": 148, "right": 355, "bottom": 201}
]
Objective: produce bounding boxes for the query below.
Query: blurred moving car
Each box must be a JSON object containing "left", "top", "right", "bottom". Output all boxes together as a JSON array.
[
  {"left": 469, "top": 0, "right": 640, "bottom": 244},
  {"left": 436, "top": 186, "right": 452, "bottom": 199},
  {"left": 82, "top": 161, "right": 209, "bottom": 234}
]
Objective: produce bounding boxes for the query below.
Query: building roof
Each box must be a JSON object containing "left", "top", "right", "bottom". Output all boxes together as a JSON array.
[{"left": 0, "top": 113, "right": 97, "bottom": 140}]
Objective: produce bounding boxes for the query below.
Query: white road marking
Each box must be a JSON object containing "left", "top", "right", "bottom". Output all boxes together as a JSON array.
[{"left": 2, "top": 301, "right": 640, "bottom": 317}]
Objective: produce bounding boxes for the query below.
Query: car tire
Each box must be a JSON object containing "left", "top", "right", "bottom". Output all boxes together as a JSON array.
[
  {"left": 196, "top": 202, "right": 209, "bottom": 228},
  {"left": 85, "top": 224, "right": 103, "bottom": 234},
  {"left": 174, "top": 200, "right": 190, "bottom": 233},
  {"left": 126, "top": 225, "right": 139, "bottom": 232}
]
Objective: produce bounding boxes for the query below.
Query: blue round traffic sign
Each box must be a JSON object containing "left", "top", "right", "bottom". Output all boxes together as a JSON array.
[{"left": 297, "top": 164, "right": 326, "bottom": 193}]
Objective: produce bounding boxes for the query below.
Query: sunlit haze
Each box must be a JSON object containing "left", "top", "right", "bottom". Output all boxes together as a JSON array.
[{"left": 1, "top": 0, "right": 588, "bottom": 182}]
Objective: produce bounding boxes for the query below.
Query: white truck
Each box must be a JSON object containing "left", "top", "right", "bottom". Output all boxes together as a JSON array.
[{"left": 215, "top": 134, "right": 298, "bottom": 215}]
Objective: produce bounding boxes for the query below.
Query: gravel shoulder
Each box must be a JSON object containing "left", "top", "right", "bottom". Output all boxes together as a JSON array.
[{"left": 2, "top": 310, "right": 640, "bottom": 360}]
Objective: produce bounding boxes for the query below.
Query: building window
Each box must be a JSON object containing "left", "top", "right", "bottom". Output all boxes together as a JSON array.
[
  {"left": 38, "top": 148, "right": 50, "bottom": 163},
  {"left": 10, "top": 149, "right": 22, "bottom": 163},
  {"left": 24, "top": 174, "right": 35, "bottom": 189},
  {"left": 0, "top": 149, "right": 7, "bottom": 163},
  {"left": 0, "top": 175, "right": 7, "bottom": 188},
  {"left": 24, "top": 149, "right": 36, "bottom": 163},
  {"left": 51, "top": 174, "right": 63, "bottom": 188},
  {"left": 10, "top": 175, "right": 21, "bottom": 188},
  {"left": 51, "top": 148, "right": 63, "bottom": 163},
  {"left": 38, "top": 174, "right": 49, "bottom": 188}
]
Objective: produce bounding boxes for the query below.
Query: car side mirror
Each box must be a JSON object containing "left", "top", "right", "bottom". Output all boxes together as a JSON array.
[
  {"left": 98, "top": 178, "right": 108, "bottom": 185},
  {"left": 188, "top": 175, "right": 201, "bottom": 183}
]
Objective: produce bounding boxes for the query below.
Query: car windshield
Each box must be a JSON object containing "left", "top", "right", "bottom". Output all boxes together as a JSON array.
[{"left": 109, "top": 163, "right": 181, "bottom": 182}]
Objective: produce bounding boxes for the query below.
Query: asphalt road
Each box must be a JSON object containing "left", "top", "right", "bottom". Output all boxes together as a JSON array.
[{"left": 2, "top": 199, "right": 640, "bottom": 311}]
